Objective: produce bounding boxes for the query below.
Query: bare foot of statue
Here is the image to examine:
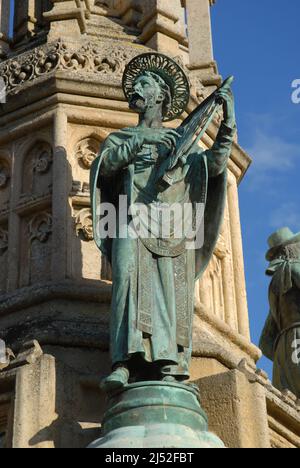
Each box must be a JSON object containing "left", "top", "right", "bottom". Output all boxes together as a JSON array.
[{"left": 101, "top": 366, "right": 130, "bottom": 393}]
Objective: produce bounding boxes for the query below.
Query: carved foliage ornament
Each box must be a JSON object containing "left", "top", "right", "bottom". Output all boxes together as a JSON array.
[
  {"left": 75, "top": 138, "right": 100, "bottom": 169},
  {"left": 32, "top": 144, "right": 53, "bottom": 174},
  {"left": 75, "top": 209, "right": 93, "bottom": 241},
  {"left": 0, "top": 40, "right": 138, "bottom": 96},
  {"left": 29, "top": 213, "right": 52, "bottom": 243}
]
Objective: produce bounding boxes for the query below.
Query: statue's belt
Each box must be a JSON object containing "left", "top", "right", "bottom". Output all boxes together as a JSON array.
[{"left": 274, "top": 322, "right": 300, "bottom": 353}]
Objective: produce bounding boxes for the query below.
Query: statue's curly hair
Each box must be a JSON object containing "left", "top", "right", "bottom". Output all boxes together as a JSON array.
[{"left": 144, "top": 71, "right": 172, "bottom": 116}]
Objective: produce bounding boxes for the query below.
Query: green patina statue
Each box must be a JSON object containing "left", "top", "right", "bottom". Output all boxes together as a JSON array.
[
  {"left": 91, "top": 53, "right": 236, "bottom": 392},
  {"left": 260, "top": 228, "right": 300, "bottom": 398}
]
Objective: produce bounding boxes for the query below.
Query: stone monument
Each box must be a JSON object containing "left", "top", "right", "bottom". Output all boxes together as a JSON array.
[{"left": 0, "top": 0, "right": 299, "bottom": 449}]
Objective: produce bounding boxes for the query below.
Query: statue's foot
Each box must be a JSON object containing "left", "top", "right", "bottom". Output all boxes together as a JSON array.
[{"left": 101, "top": 367, "right": 130, "bottom": 393}]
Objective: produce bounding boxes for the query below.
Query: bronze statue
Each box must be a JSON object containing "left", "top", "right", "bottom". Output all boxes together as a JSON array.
[
  {"left": 260, "top": 227, "right": 300, "bottom": 397},
  {"left": 91, "top": 53, "right": 236, "bottom": 392}
]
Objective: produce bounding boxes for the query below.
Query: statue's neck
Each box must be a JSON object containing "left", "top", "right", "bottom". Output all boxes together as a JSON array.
[{"left": 138, "top": 106, "right": 163, "bottom": 129}]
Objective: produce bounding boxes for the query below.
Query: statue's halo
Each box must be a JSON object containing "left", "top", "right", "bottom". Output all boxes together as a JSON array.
[{"left": 122, "top": 52, "right": 190, "bottom": 122}]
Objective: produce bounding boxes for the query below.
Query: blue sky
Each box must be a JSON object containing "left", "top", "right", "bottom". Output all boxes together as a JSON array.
[{"left": 212, "top": 0, "right": 300, "bottom": 376}]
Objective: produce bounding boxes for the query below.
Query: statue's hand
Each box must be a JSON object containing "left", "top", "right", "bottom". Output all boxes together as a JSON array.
[
  {"left": 215, "top": 88, "right": 236, "bottom": 127},
  {"left": 142, "top": 129, "right": 181, "bottom": 152}
]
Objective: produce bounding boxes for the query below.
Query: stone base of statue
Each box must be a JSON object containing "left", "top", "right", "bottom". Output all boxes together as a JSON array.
[{"left": 89, "top": 381, "right": 224, "bottom": 448}]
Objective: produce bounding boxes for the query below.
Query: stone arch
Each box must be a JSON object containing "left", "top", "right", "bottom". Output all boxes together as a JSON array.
[
  {"left": 20, "top": 140, "right": 53, "bottom": 199},
  {"left": 71, "top": 129, "right": 110, "bottom": 282},
  {"left": 19, "top": 211, "right": 53, "bottom": 288}
]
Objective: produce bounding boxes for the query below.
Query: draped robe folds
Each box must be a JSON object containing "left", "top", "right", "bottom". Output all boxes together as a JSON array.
[
  {"left": 260, "top": 260, "right": 300, "bottom": 397},
  {"left": 91, "top": 123, "right": 235, "bottom": 377}
]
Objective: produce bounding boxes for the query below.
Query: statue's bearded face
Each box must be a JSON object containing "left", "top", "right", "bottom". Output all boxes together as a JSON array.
[{"left": 129, "top": 73, "right": 169, "bottom": 115}]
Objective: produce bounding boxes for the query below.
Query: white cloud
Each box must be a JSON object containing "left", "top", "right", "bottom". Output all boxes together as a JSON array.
[
  {"left": 243, "top": 124, "right": 300, "bottom": 191},
  {"left": 247, "top": 129, "right": 300, "bottom": 173},
  {"left": 269, "top": 202, "right": 300, "bottom": 230}
]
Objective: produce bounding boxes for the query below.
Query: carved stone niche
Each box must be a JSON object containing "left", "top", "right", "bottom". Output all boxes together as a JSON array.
[
  {"left": 75, "top": 206, "right": 113, "bottom": 280},
  {"left": 19, "top": 212, "right": 52, "bottom": 288},
  {"left": 75, "top": 205, "right": 112, "bottom": 281},
  {"left": 75, "top": 138, "right": 100, "bottom": 170},
  {"left": 0, "top": 225, "right": 8, "bottom": 294},
  {"left": 21, "top": 142, "right": 53, "bottom": 200},
  {"left": 0, "top": 159, "right": 11, "bottom": 212},
  {"left": 72, "top": 207, "right": 103, "bottom": 281}
]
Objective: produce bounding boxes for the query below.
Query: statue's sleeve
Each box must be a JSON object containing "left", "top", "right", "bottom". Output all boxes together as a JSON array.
[
  {"left": 100, "top": 133, "right": 143, "bottom": 177},
  {"left": 204, "top": 123, "right": 236, "bottom": 178}
]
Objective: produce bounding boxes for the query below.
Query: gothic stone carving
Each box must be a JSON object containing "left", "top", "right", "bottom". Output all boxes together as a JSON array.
[
  {"left": 0, "top": 40, "right": 142, "bottom": 96},
  {"left": 29, "top": 212, "right": 52, "bottom": 243},
  {"left": 75, "top": 208, "right": 93, "bottom": 241},
  {"left": 19, "top": 211, "right": 53, "bottom": 287},
  {"left": 33, "top": 145, "right": 53, "bottom": 174},
  {"left": 75, "top": 138, "right": 100, "bottom": 169},
  {"left": 21, "top": 142, "right": 53, "bottom": 198}
]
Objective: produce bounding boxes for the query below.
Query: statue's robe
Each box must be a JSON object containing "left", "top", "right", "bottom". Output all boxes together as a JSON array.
[
  {"left": 91, "top": 123, "right": 235, "bottom": 378},
  {"left": 260, "top": 260, "right": 300, "bottom": 397}
]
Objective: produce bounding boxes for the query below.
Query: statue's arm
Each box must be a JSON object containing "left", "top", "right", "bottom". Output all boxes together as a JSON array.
[
  {"left": 259, "top": 311, "right": 279, "bottom": 361},
  {"left": 100, "top": 134, "right": 143, "bottom": 177},
  {"left": 204, "top": 122, "right": 236, "bottom": 178}
]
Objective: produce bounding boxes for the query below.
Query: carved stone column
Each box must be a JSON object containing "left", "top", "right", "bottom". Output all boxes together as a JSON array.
[
  {"left": 184, "top": 0, "right": 221, "bottom": 88},
  {"left": 227, "top": 172, "right": 250, "bottom": 340},
  {"left": 0, "top": 0, "right": 10, "bottom": 58},
  {"left": 138, "top": 0, "right": 188, "bottom": 57}
]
